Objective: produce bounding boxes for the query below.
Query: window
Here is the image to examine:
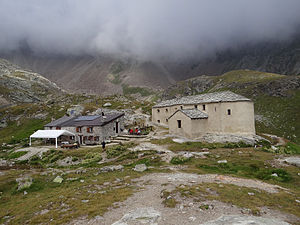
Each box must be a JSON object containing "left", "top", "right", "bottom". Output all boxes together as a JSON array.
[
  {"left": 227, "top": 109, "right": 231, "bottom": 115},
  {"left": 166, "top": 109, "right": 168, "bottom": 113},
  {"left": 166, "top": 119, "right": 168, "bottom": 122},
  {"left": 49, "top": 126, "right": 53, "bottom": 130},
  {"left": 157, "top": 120, "right": 160, "bottom": 123},
  {"left": 76, "top": 127, "right": 82, "bottom": 133},
  {"left": 175, "top": 108, "right": 177, "bottom": 110},
  {"left": 94, "top": 136, "right": 99, "bottom": 141},
  {"left": 177, "top": 120, "right": 182, "bottom": 128},
  {"left": 194, "top": 105, "right": 198, "bottom": 109},
  {"left": 56, "top": 126, "right": 61, "bottom": 130},
  {"left": 202, "top": 105, "right": 206, "bottom": 110},
  {"left": 215, "top": 107, "right": 216, "bottom": 112},
  {"left": 87, "top": 127, "right": 93, "bottom": 133},
  {"left": 157, "top": 109, "right": 160, "bottom": 113},
  {"left": 180, "top": 106, "right": 183, "bottom": 109},
  {"left": 88, "top": 136, "right": 93, "bottom": 140}
]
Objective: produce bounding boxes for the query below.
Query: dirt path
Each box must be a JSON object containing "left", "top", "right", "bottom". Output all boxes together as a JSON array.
[{"left": 71, "top": 172, "right": 294, "bottom": 225}]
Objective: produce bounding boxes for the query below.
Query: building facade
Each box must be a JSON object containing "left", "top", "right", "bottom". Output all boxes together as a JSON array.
[
  {"left": 152, "top": 91, "right": 255, "bottom": 138},
  {"left": 44, "top": 112, "right": 125, "bottom": 145}
]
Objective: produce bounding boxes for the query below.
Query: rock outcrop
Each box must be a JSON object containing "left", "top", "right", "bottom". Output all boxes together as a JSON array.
[{"left": 0, "top": 58, "right": 63, "bottom": 104}]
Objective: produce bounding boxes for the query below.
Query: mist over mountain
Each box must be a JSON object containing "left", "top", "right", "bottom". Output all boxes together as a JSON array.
[{"left": 1, "top": 1, "right": 300, "bottom": 94}]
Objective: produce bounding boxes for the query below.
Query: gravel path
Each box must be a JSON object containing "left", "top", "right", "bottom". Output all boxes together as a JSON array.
[
  {"left": 15, "top": 146, "right": 51, "bottom": 161},
  {"left": 71, "top": 172, "right": 295, "bottom": 225}
]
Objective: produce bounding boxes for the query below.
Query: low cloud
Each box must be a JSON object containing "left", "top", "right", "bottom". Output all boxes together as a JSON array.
[{"left": 0, "top": 0, "right": 300, "bottom": 61}]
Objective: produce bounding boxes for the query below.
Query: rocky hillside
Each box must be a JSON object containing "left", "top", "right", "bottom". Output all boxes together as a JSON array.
[
  {"left": 161, "top": 70, "right": 300, "bottom": 144},
  {"left": 0, "top": 58, "right": 64, "bottom": 105},
  {"left": 2, "top": 34, "right": 299, "bottom": 95}
]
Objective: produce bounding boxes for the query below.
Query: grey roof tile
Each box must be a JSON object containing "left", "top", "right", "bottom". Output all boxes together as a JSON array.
[
  {"left": 168, "top": 109, "right": 208, "bottom": 120},
  {"left": 180, "top": 109, "right": 208, "bottom": 119},
  {"left": 154, "top": 91, "right": 250, "bottom": 108}
]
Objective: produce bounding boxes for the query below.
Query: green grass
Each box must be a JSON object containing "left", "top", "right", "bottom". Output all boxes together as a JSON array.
[
  {"left": 254, "top": 91, "right": 300, "bottom": 144},
  {"left": 218, "top": 70, "right": 285, "bottom": 84},
  {"left": 151, "top": 138, "right": 253, "bottom": 152},
  {"left": 7, "top": 151, "right": 27, "bottom": 159},
  {"left": 122, "top": 84, "right": 154, "bottom": 97},
  {"left": 0, "top": 169, "right": 143, "bottom": 225}
]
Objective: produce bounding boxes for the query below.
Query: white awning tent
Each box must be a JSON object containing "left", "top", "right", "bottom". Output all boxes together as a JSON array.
[{"left": 30, "top": 130, "right": 76, "bottom": 148}]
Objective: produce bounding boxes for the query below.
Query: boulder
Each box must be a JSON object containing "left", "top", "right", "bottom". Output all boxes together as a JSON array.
[
  {"left": 16, "top": 176, "right": 33, "bottom": 190},
  {"left": 103, "top": 102, "right": 112, "bottom": 107},
  {"left": 217, "top": 160, "right": 228, "bottom": 164},
  {"left": 112, "top": 207, "right": 161, "bottom": 225},
  {"left": 284, "top": 157, "right": 300, "bottom": 167},
  {"left": 99, "top": 165, "right": 124, "bottom": 173},
  {"left": 53, "top": 176, "right": 63, "bottom": 183},
  {"left": 66, "top": 105, "right": 84, "bottom": 116},
  {"left": 134, "top": 164, "right": 147, "bottom": 172}
]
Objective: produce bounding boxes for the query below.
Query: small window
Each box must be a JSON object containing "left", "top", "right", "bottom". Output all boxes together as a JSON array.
[
  {"left": 157, "top": 120, "right": 160, "bottom": 123},
  {"left": 177, "top": 120, "right": 181, "bottom": 128},
  {"left": 215, "top": 107, "right": 216, "bottom": 112},
  {"left": 180, "top": 106, "right": 183, "bottom": 109},
  {"left": 227, "top": 109, "right": 231, "bottom": 115},
  {"left": 87, "top": 127, "right": 93, "bottom": 133},
  {"left": 76, "top": 127, "right": 82, "bottom": 133},
  {"left": 175, "top": 108, "right": 177, "bottom": 110},
  {"left": 203, "top": 105, "right": 206, "bottom": 110},
  {"left": 194, "top": 105, "right": 198, "bottom": 109},
  {"left": 56, "top": 126, "right": 61, "bottom": 130},
  {"left": 166, "top": 119, "right": 168, "bottom": 122},
  {"left": 157, "top": 109, "right": 160, "bottom": 113},
  {"left": 166, "top": 109, "right": 168, "bottom": 112}
]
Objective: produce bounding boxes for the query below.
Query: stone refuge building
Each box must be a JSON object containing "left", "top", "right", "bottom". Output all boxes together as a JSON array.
[
  {"left": 44, "top": 112, "right": 125, "bottom": 145},
  {"left": 152, "top": 91, "right": 255, "bottom": 139}
]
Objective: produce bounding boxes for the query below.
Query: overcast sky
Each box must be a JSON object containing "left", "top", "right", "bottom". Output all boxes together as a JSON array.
[{"left": 0, "top": 0, "right": 300, "bottom": 60}]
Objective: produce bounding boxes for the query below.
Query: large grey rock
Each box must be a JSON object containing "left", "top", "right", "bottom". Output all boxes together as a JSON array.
[
  {"left": 284, "top": 157, "right": 300, "bottom": 167},
  {"left": 112, "top": 207, "right": 161, "bottom": 225},
  {"left": 16, "top": 176, "right": 33, "bottom": 190},
  {"left": 53, "top": 176, "right": 63, "bottom": 183},
  {"left": 56, "top": 157, "right": 81, "bottom": 167},
  {"left": 134, "top": 164, "right": 147, "bottom": 172},
  {"left": 99, "top": 165, "right": 124, "bottom": 173},
  {"left": 66, "top": 105, "right": 84, "bottom": 116},
  {"left": 103, "top": 102, "right": 112, "bottom": 107},
  {"left": 202, "top": 215, "right": 290, "bottom": 225}
]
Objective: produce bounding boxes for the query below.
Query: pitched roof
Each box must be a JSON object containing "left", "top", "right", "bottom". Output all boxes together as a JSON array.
[
  {"left": 45, "top": 112, "right": 124, "bottom": 127},
  {"left": 168, "top": 109, "right": 208, "bottom": 120},
  {"left": 153, "top": 91, "right": 250, "bottom": 108},
  {"left": 45, "top": 115, "right": 74, "bottom": 127}
]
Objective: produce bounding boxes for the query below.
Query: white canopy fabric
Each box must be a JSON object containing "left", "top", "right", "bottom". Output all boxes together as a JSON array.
[{"left": 30, "top": 130, "right": 75, "bottom": 148}]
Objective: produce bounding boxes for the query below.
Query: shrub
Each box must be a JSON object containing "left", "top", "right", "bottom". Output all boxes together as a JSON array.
[
  {"left": 81, "top": 152, "right": 102, "bottom": 164},
  {"left": 170, "top": 156, "right": 191, "bottom": 165},
  {"left": 7, "top": 151, "right": 27, "bottom": 159},
  {"left": 106, "top": 145, "right": 127, "bottom": 159}
]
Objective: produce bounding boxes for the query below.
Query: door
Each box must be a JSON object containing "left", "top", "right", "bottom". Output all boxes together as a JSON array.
[{"left": 116, "top": 122, "right": 119, "bottom": 134}]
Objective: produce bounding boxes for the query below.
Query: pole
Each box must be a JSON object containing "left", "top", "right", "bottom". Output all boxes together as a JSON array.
[
  {"left": 55, "top": 138, "right": 58, "bottom": 148},
  {"left": 29, "top": 137, "right": 31, "bottom": 146}
]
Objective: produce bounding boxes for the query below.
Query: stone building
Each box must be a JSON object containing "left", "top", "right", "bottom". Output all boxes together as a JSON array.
[
  {"left": 152, "top": 91, "right": 255, "bottom": 139},
  {"left": 44, "top": 112, "right": 125, "bottom": 145}
]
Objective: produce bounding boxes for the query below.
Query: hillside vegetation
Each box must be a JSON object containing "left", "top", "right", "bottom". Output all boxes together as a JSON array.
[{"left": 162, "top": 70, "right": 300, "bottom": 144}]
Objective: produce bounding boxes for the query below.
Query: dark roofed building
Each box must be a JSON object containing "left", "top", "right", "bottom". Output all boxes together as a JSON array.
[{"left": 44, "top": 112, "right": 125, "bottom": 145}]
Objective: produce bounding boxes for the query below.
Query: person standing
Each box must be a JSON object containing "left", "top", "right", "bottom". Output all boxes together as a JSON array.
[{"left": 101, "top": 140, "right": 106, "bottom": 151}]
